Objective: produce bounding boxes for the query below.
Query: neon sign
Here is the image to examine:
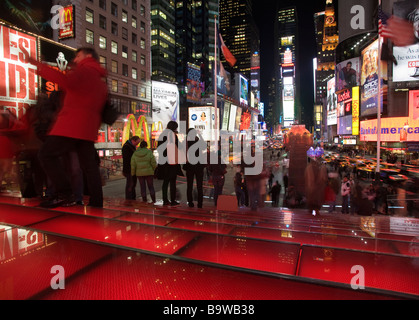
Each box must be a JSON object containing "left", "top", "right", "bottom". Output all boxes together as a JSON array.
[{"left": 122, "top": 114, "right": 151, "bottom": 147}]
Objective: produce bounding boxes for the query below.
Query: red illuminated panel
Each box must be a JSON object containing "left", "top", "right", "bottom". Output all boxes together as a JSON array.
[
  {"left": 30, "top": 215, "right": 197, "bottom": 255},
  {"left": 39, "top": 250, "right": 395, "bottom": 300},
  {"left": 166, "top": 219, "right": 235, "bottom": 234},
  {"left": 298, "top": 245, "right": 419, "bottom": 296},
  {"left": 179, "top": 234, "right": 300, "bottom": 275},
  {"left": 0, "top": 233, "right": 112, "bottom": 300},
  {"left": 0, "top": 203, "right": 63, "bottom": 226}
]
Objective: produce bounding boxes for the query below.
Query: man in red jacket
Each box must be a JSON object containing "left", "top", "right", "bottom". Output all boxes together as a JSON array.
[{"left": 30, "top": 48, "right": 108, "bottom": 208}]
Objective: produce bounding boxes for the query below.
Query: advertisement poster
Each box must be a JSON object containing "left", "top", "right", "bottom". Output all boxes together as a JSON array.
[
  {"left": 352, "top": 86, "right": 360, "bottom": 135},
  {"left": 0, "top": 25, "right": 38, "bottom": 118},
  {"left": 235, "top": 106, "right": 242, "bottom": 131},
  {"left": 393, "top": 0, "right": 419, "bottom": 82},
  {"left": 39, "top": 39, "right": 75, "bottom": 96},
  {"left": 327, "top": 77, "right": 337, "bottom": 126},
  {"left": 221, "top": 102, "right": 230, "bottom": 131},
  {"left": 360, "top": 39, "right": 387, "bottom": 117},
  {"left": 239, "top": 75, "right": 248, "bottom": 106},
  {"left": 58, "top": 5, "right": 75, "bottom": 39},
  {"left": 152, "top": 81, "right": 179, "bottom": 129},
  {"left": 186, "top": 62, "right": 202, "bottom": 103},
  {"left": 360, "top": 117, "right": 419, "bottom": 142},
  {"left": 229, "top": 104, "right": 237, "bottom": 132},
  {"left": 336, "top": 87, "right": 352, "bottom": 135},
  {"left": 336, "top": 57, "right": 361, "bottom": 91},
  {"left": 410, "top": 90, "right": 419, "bottom": 120},
  {"left": 188, "top": 106, "right": 218, "bottom": 141}
]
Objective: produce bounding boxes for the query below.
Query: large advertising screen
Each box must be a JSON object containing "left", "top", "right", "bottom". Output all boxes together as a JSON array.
[
  {"left": 221, "top": 102, "right": 230, "bottom": 131},
  {"left": 152, "top": 81, "right": 179, "bottom": 129},
  {"left": 360, "top": 39, "right": 387, "bottom": 117},
  {"left": 336, "top": 57, "right": 361, "bottom": 91},
  {"left": 393, "top": 0, "right": 419, "bottom": 82},
  {"left": 186, "top": 62, "right": 202, "bottom": 103},
  {"left": 410, "top": 90, "right": 419, "bottom": 120},
  {"left": 239, "top": 75, "right": 248, "bottom": 106},
  {"left": 327, "top": 77, "right": 337, "bottom": 126},
  {"left": 360, "top": 117, "right": 419, "bottom": 142},
  {"left": 229, "top": 104, "right": 237, "bottom": 132},
  {"left": 39, "top": 38, "right": 75, "bottom": 96},
  {"left": 188, "top": 106, "right": 218, "bottom": 141},
  {"left": 0, "top": 25, "right": 38, "bottom": 118},
  {"left": 336, "top": 87, "right": 352, "bottom": 135}
]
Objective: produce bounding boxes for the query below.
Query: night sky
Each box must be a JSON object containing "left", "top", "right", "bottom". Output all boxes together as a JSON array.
[{"left": 253, "top": 0, "right": 328, "bottom": 126}]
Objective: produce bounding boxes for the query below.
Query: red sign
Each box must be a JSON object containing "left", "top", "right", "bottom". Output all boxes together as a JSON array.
[
  {"left": 0, "top": 25, "right": 38, "bottom": 118},
  {"left": 59, "top": 5, "right": 75, "bottom": 39}
]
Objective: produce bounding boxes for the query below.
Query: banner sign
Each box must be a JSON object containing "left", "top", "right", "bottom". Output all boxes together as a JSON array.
[
  {"left": 58, "top": 5, "right": 75, "bottom": 39},
  {"left": 338, "top": 0, "right": 378, "bottom": 44},
  {"left": 152, "top": 81, "right": 179, "bottom": 129},
  {"left": 0, "top": 25, "right": 38, "bottom": 118}
]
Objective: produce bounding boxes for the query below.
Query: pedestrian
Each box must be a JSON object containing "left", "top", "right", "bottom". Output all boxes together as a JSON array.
[
  {"left": 122, "top": 136, "right": 141, "bottom": 200},
  {"left": 184, "top": 128, "right": 206, "bottom": 208},
  {"left": 341, "top": 176, "right": 351, "bottom": 214},
  {"left": 324, "top": 179, "right": 336, "bottom": 213},
  {"left": 305, "top": 156, "right": 328, "bottom": 216},
  {"left": 268, "top": 171, "right": 274, "bottom": 190},
  {"left": 208, "top": 151, "right": 227, "bottom": 207},
  {"left": 30, "top": 47, "right": 108, "bottom": 208},
  {"left": 283, "top": 173, "right": 288, "bottom": 193},
  {"left": 269, "top": 181, "right": 281, "bottom": 207},
  {"left": 234, "top": 170, "right": 246, "bottom": 207},
  {"left": 156, "top": 121, "right": 184, "bottom": 206},
  {"left": 131, "top": 140, "right": 157, "bottom": 204}
]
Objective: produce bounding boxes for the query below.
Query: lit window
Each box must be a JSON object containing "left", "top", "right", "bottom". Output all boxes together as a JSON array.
[
  {"left": 111, "top": 41, "right": 118, "bottom": 54},
  {"left": 99, "top": 36, "right": 106, "bottom": 49},
  {"left": 86, "top": 29, "right": 94, "bottom": 44}
]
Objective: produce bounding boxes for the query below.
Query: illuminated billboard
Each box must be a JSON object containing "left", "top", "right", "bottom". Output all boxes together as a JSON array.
[
  {"left": 152, "top": 81, "right": 179, "bottom": 129},
  {"left": 189, "top": 106, "right": 219, "bottom": 141},
  {"left": 58, "top": 5, "right": 75, "bottom": 39},
  {"left": 360, "top": 39, "right": 387, "bottom": 117},
  {"left": 410, "top": 90, "right": 419, "bottom": 121},
  {"left": 360, "top": 117, "right": 419, "bottom": 142},
  {"left": 327, "top": 77, "right": 337, "bottom": 126},
  {"left": 393, "top": 0, "right": 419, "bottom": 82},
  {"left": 229, "top": 104, "right": 237, "bottom": 132},
  {"left": 0, "top": 25, "right": 38, "bottom": 118},
  {"left": 186, "top": 62, "right": 202, "bottom": 103},
  {"left": 336, "top": 57, "right": 361, "bottom": 91},
  {"left": 239, "top": 75, "right": 248, "bottom": 106}
]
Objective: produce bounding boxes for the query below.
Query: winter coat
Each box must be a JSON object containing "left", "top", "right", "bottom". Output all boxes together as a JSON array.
[
  {"left": 122, "top": 140, "right": 137, "bottom": 176},
  {"left": 131, "top": 147, "right": 157, "bottom": 177},
  {"left": 33, "top": 57, "right": 108, "bottom": 142}
]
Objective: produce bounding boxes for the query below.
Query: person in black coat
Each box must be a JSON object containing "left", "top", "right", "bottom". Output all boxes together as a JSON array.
[
  {"left": 122, "top": 136, "right": 140, "bottom": 199},
  {"left": 184, "top": 128, "right": 206, "bottom": 208},
  {"left": 156, "top": 121, "right": 184, "bottom": 206},
  {"left": 269, "top": 181, "right": 282, "bottom": 207}
]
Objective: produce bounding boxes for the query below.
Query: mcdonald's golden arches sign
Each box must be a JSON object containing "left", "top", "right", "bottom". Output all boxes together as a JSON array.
[{"left": 59, "top": 5, "right": 75, "bottom": 39}]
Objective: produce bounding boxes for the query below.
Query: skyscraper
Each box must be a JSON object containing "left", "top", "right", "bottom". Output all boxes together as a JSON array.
[
  {"left": 274, "top": 6, "right": 299, "bottom": 128},
  {"left": 314, "top": 0, "right": 338, "bottom": 140},
  {"left": 219, "top": 0, "right": 259, "bottom": 82},
  {"left": 151, "top": 0, "right": 176, "bottom": 83}
]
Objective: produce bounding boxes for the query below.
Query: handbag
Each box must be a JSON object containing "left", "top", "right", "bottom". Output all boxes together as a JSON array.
[{"left": 102, "top": 99, "right": 120, "bottom": 125}]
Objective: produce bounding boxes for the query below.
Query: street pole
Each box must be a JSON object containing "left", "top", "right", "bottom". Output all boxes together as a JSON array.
[{"left": 376, "top": 0, "right": 382, "bottom": 180}]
